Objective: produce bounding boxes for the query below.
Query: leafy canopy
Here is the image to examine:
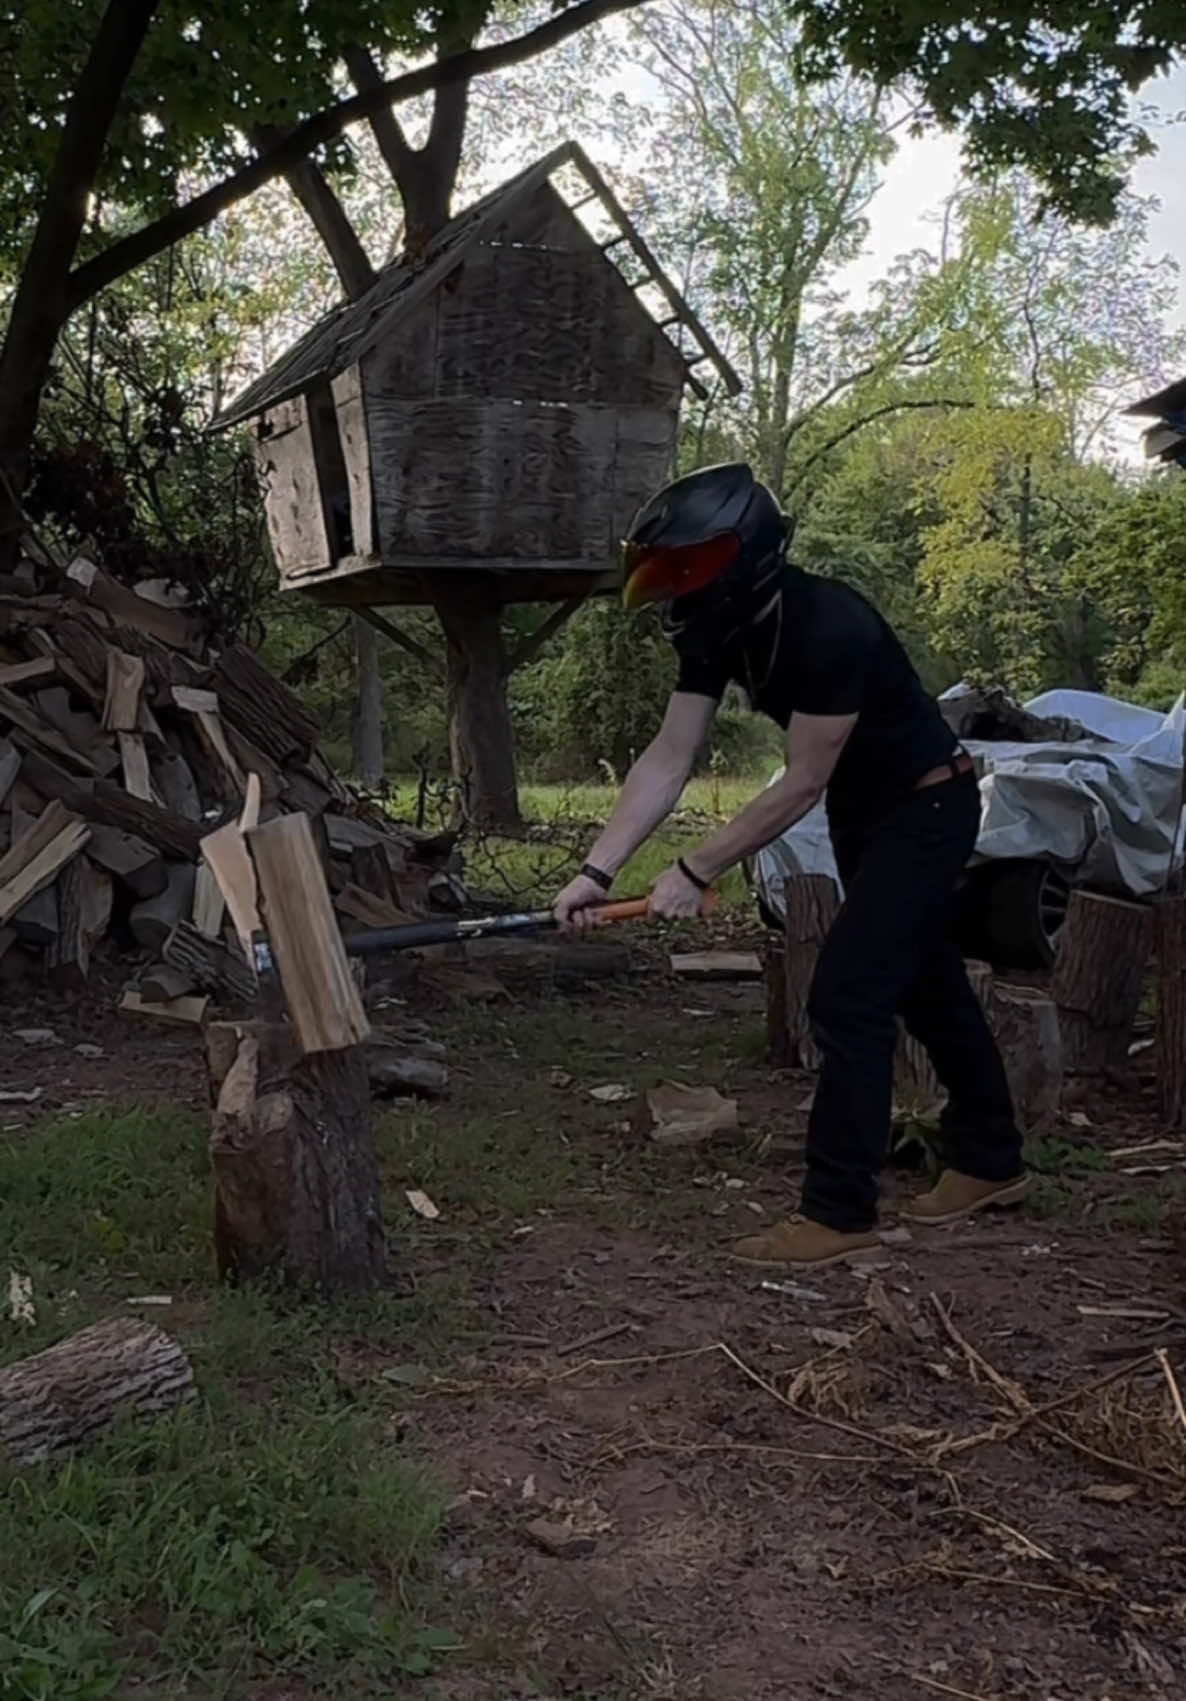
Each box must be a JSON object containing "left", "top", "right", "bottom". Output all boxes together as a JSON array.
[
  {"left": 0, "top": 0, "right": 493, "bottom": 265},
  {"left": 790, "top": 0, "right": 1184, "bottom": 221}
]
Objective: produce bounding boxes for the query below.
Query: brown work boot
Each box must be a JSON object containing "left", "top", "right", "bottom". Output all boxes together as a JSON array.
[
  {"left": 730, "top": 1215, "right": 880, "bottom": 1269},
  {"left": 904, "top": 1168, "right": 1031, "bottom": 1226}
]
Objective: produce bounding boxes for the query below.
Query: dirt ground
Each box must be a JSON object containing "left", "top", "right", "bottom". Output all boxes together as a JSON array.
[{"left": 5, "top": 930, "right": 1186, "bottom": 1701}]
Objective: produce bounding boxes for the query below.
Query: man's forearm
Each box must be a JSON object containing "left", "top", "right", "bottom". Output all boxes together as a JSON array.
[
  {"left": 587, "top": 744, "right": 690, "bottom": 877},
  {"left": 686, "top": 771, "right": 822, "bottom": 883}
]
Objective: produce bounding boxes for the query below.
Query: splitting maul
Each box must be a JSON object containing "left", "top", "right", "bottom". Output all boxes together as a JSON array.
[{"left": 249, "top": 893, "right": 716, "bottom": 979}]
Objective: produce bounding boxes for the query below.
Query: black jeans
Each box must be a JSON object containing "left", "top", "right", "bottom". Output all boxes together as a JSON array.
[{"left": 801, "top": 772, "right": 1022, "bottom": 1233}]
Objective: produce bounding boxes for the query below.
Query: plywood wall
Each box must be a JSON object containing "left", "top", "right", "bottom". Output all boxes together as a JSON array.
[
  {"left": 257, "top": 396, "right": 332, "bottom": 579},
  {"left": 369, "top": 397, "right": 677, "bottom": 566}
]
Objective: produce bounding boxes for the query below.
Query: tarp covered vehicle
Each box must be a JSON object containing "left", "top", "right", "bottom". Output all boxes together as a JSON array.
[{"left": 752, "top": 685, "right": 1186, "bottom": 968}]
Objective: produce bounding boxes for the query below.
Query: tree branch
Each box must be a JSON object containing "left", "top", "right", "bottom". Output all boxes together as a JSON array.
[
  {"left": 65, "top": 0, "right": 649, "bottom": 313},
  {"left": 251, "top": 124, "right": 375, "bottom": 301},
  {"left": 343, "top": 44, "right": 415, "bottom": 185},
  {"left": 787, "top": 398, "right": 973, "bottom": 494}
]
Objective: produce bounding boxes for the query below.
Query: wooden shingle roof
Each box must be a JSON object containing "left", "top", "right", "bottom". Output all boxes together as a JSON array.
[
  {"left": 213, "top": 142, "right": 739, "bottom": 430},
  {"left": 1126, "top": 375, "right": 1186, "bottom": 467}
]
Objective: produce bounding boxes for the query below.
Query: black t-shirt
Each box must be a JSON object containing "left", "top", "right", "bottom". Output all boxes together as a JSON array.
[{"left": 673, "top": 566, "right": 957, "bottom": 825}]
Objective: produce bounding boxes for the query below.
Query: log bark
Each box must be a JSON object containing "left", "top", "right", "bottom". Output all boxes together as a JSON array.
[
  {"left": 432, "top": 576, "right": 522, "bottom": 831},
  {"left": 783, "top": 875, "right": 841, "bottom": 1069},
  {"left": 163, "top": 918, "right": 255, "bottom": 1003},
  {"left": 206, "top": 1021, "right": 386, "bottom": 1290},
  {"left": 129, "top": 860, "right": 196, "bottom": 952},
  {"left": 352, "top": 614, "right": 385, "bottom": 790},
  {"left": 365, "top": 1035, "right": 448, "bottom": 1099},
  {"left": 987, "top": 984, "right": 1063, "bottom": 1133},
  {"left": 0, "top": 1316, "right": 195, "bottom": 1466},
  {"left": 1156, "top": 896, "right": 1186, "bottom": 1131},
  {"left": 1052, "top": 890, "right": 1153, "bottom": 1076},
  {"left": 765, "top": 938, "right": 791, "bottom": 1066}
]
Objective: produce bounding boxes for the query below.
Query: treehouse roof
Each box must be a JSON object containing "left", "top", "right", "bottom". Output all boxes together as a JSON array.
[{"left": 213, "top": 141, "right": 739, "bottom": 432}]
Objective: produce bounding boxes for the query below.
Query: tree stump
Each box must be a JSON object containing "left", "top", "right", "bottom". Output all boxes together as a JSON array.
[
  {"left": 765, "top": 938, "right": 790, "bottom": 1066},
  {"left": 988, "top": 984, "right": 1063, "bottom": 1132},
  {"left": 205, "top": 1020, "right": 386, "bottom": 1291},
  {"left": 783, "top": 875, "right": 841, "bottom": 1069},
  {"left": 1052, "top": 890, "right": 1153, "bottom": 1076},
  {"left": 1155, "top": 896, "right": 1186, "bottom": 1130},
  {"left": 0, "top": 1316, "right": 195, "bottom": 1467},
  {"left": 894, "top": 960, "right": 994, "bottom": 1112}
]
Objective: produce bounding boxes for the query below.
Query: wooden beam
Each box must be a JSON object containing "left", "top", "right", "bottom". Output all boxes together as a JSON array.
[
  {"left": 507, "top": 594, "right": 588, "bottom": 674},
  {"left": 117, "top": 731, "right": 156, "bottom": 801},
  {"left": 352, "top": 605, "right": 443, "bottom": 677},
  {"left": 567, "top": 140, "right": 742, "bottom": 399},
  {"left": 120, "top": 988, "right": 210, "bottom": 1026},
  {"left": 0, "top": 656, "right": 55, "bottom": 688},
  {"left": 102, "top": 648, "right": 147, "bottom": 732},
  {"left": 0, "top": 802, "right": 91, "bottom": 926},
  {"left": 245, "top": 813, "right": 370, "bottom": 1054}
]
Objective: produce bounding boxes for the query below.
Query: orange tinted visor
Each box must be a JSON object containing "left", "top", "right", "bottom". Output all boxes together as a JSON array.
[{"left": 621, "top": 532, "right": 740, "bottom": 609}]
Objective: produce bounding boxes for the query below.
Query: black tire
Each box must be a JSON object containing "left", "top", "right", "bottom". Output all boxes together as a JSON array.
[{"left": 961, "top": 859, "right": 1070, "bottom": 970}]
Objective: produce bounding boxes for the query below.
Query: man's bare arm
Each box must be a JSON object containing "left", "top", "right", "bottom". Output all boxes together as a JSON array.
[
  {"left": 554, "top": 693, "right": 716, "bottom": 924},
  {"left": 683, "top": 711, "right": 857, "bottom": 884}
]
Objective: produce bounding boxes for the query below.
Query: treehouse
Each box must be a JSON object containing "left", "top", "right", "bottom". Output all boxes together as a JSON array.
[
  {"left": 214, "top": 141, "right": 740, "bottom": 609},
  {"left": 1127, "top": 376, "right": 1186, "bottom": 468}
]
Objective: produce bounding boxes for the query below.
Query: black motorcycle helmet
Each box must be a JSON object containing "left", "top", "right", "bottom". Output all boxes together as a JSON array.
[{"left": 620, "top": 462, "right": 792, "bottom": 611}]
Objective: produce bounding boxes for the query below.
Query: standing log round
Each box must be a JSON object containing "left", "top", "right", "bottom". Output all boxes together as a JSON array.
[
  {"left": 988, "top": 984, "right": 1063, "bottom": 1133},
  {"left": 1052, "top": 890, "right": 1153, "bottom": 1076},
  {"left": 1155, "top": 895, "right": 1186, "bottom": 1130},
  {"left": 206, "top": 1020, "right": 386, "bottom": 1292}
]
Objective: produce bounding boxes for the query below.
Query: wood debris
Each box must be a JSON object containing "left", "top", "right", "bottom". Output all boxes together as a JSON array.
[{"left": 632, "top": 1080, "right": 739, "bottom": 1146}]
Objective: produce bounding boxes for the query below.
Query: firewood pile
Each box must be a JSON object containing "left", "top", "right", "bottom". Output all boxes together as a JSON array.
[{"left": 0, "top": 548, "right": 460, "bottom": 1043}]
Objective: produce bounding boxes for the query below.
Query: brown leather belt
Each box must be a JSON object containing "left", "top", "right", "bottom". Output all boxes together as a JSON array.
[{"left": 914, "top": 750, "right": 974, "bottom": 791}]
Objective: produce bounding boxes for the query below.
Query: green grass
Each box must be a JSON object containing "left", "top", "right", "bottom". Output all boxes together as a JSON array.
[
  {"left": 389, "top": 774, "right": 770, "bottom": 907},
  {"left": 0, "top": 1111, "right": 453, "bottom": 1700}
]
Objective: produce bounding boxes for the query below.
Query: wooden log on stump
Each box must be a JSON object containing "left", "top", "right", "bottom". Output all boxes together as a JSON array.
[
  {"left": 988, "top": 983, "right": 1063, "bottom": 1133},
  {"left": 783, "top": 875, "right": 841, "bottom": 1069},
  {"left": 1052, "top": 890, "right": 1153, "bottom": 1076},
  {"left": 199, "top": 810, "right": 383, "bottom": 1291},
  {"left": 0, "top": 1316, "right": 195, "bottom": 1466},
  {"left": 1155, "top": 895, "right": 1186, "bottom": 1130},
  {"left": 206, "top": 1021, "right": 385, "bottom": 1289}
]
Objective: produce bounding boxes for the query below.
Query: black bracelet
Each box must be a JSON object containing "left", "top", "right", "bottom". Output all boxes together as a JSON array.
[
  {"left": 581, "top": 862, "right": 613, "bottom": 892},
  {"left": 677, "top": 855, "right": 710, "bottom": 892}
]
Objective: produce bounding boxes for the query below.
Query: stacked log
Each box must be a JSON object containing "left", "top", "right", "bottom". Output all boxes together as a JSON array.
[{"left": 0, "top": 547, "right": 458, "bottom": 1033}]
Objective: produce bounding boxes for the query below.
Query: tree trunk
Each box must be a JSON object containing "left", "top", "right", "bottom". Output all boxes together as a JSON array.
[
  {"left": 205, "top": 1021, "right": 386, "bottom": 1291},
  {"left": 1156, "top": 896, "right": 1186, "bottom": 1131},
  {"left": 987, "top": 983, "right": 1063, "bottom": 1133},
  {"left": 432, "top": 576, "right": 522, "bottom": 831},
  {"left": 0, "top": 0, "right": 162, "bottom": 567},
  {"left": 782, "top": 874, "right": 841, "bottom": 1069},
  {"left": 1052, "top": 890, "right": 1153, "bottom": 1076},
  {"left": 0, "top": 1316, "right": 195, "bottom": 1466},
  {"left": 352, "top": 613, "right": 384, "bottom": 790}
]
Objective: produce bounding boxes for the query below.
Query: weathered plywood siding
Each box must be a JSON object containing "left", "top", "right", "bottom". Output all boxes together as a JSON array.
[
  {"left": 430, "top": 244, "right": 686, "bottom": 408},
  {"left": 331, "top": 366, "right": 375, "bottom": 558},
  {"left": 257, "top": 396, "right": 331, "bottom": 578},
  {"left": 369, "top": 398, "right": 677, "bottom": 567},
  {"left": 360, "top": 295, "right": 439, "bottom": 402},
  {"left": 614, "top": 407, "right": 679, "bottom": 535}
]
